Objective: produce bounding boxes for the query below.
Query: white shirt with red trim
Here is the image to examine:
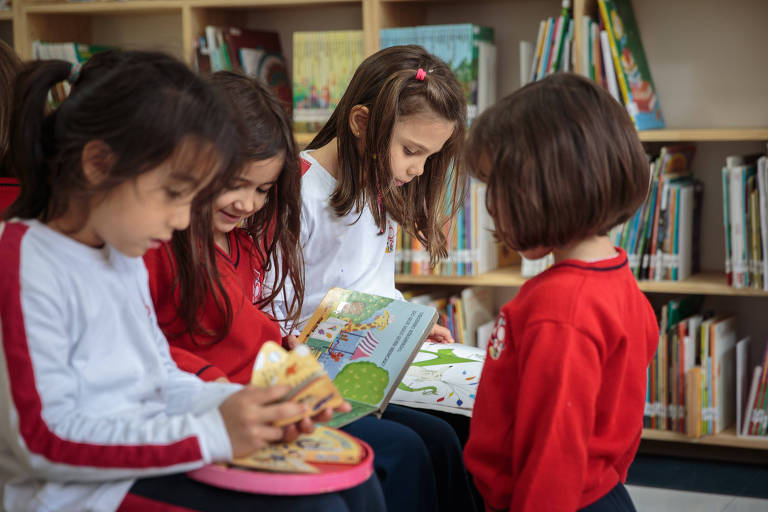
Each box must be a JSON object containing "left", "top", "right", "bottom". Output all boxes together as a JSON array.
[
  {"left": 268, "top": 151, "right": 403, "bottom": 333},
  {"left": 0, "top": 220, "right": 240, "bottom": 512}
]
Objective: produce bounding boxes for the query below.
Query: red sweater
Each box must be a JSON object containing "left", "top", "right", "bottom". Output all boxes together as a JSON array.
[
  {"left": 0, "top": 177, "right": 20, "bottom": 215},
  {"left": 144, "top": 229, "right": 282, "bottom": 384},
  {"left": 464, "top": 249, "right": 658, "bottom": 512}
]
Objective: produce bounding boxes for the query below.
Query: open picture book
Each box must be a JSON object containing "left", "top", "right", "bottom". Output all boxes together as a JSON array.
[{"left": 297, "top": 287, "right": 438, "bottom": 428}]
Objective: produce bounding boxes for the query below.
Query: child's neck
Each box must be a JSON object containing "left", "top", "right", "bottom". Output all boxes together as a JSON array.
[
  {"left": 552, "top": 235, "right": 617, "bottom": 264},
  {"left": 214, "top": 230, "right": 230, "bottom": 256},
  {"left": 311, "top": 138, "right": 340, "bottom": 179}
]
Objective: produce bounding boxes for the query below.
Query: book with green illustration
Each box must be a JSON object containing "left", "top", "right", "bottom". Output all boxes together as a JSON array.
[{"left": 297, "top": 288, "right": 438, "bottom": 428}]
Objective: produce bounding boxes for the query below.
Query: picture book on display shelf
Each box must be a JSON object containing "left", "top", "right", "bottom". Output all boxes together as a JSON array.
[{"left": 297, "top": 288, "right": 438, "bottom": 428}]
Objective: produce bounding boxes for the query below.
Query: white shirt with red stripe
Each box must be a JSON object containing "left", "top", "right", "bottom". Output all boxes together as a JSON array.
[
  {"left": 0, "top": 220, "right": 240, "bottom": 512},
  {"left": 268, "top": 151, "right": 403, "bottom": 333}
]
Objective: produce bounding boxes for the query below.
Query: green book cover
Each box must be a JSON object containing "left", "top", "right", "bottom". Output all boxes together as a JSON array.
[{"left": 298, "top": 288, "right": 438, "bottom": 428}]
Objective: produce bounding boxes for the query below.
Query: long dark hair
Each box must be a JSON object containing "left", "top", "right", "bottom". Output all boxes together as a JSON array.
[
  {"left": 0, "top": 40, "right": 22, "bottom": 178},
  {"left": 309, "top": 45, "right": 467, "bottom": 265},
  {"left": 167, "top": 71, "right": 304, "bottom": 343},
  {"left": 7, "top": 50, "right": 241, "bottom": 224}
]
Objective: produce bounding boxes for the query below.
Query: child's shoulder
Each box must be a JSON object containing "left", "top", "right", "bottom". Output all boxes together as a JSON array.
[{"left": 299, "top": 152, "right": 335, "bottom": 193}]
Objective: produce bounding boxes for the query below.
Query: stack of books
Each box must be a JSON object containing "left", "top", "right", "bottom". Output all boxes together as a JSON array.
[
  {"left": 580, "top": 0, "right": 665, "bottom": 130},
  {"left": 722, "top": 152, "right": 768, "bottom": 290},
  {"left": 194, "top": 26, "right": 291, "bottom": 113},
  {"left": 645, "top": 296, "right": 742, "bottom": 438},
  {"left": 609, "top": 145, "right": 701, "bottom": 282}
]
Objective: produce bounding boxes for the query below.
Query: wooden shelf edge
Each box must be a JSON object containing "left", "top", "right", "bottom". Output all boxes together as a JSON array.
[
  {"left": 642, "top": 428, "right": 768, "bottom": 450},
  {"left": 24, "top": 1, "right": 184, "bottom": 14},
  {"left": 396, "top": 268, "right": 768, "bottom": 297},
  {"left": 638, "top": 128, "right": 768, "bottom": 142},
  {"left": 187, "top": 0, "right": 360, "bottom": 8},
  {"left": 0, "top": 11, "right": 12, "bottom": 21}
]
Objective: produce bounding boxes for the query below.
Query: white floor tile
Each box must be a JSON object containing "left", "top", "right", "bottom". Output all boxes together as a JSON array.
[
  {"left": 626, "top": 485, "right": 736, "bottom": 512},
  {"left": 722, "top": 497, "right": 768, "bottom": 512}
]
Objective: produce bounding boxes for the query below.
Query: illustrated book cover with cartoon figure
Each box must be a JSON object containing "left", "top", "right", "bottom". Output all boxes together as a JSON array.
[
  {"left": 297, "top": 288, "right": 438, "bottom": 428},
  {"left": 231, "top": 425, "right": 363, "bottom": 473}
]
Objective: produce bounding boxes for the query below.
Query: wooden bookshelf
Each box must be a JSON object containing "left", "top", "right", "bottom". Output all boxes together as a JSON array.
[
  {"left": 11, "top": 0, "right": 768, "bottom": 459},
  {"left": 638, "top": 128, "right": 768, "bottom": 142},
  {"left": 397, "top": 269, "right": 768, "bottom": 297},
  {"left": 642, "top": 427, "right": 768, "bottom": 451}
]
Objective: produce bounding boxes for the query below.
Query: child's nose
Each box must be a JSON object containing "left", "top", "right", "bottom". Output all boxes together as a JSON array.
[{"left": 171, "top": 205, "right": 191, "bottom": 231}]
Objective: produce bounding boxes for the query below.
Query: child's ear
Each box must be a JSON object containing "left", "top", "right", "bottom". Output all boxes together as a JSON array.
[
  {"left": 81, "top": 140, "right": 115, "bottom": 186},
  {"left": 348, "top": 105, "right": 369, "bottom": 139}
]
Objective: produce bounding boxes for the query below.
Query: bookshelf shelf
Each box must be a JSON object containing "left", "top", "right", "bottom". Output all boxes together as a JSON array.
[
  {"left": 638, "top": 128, "right": 768, "bottom": 143},
  {"left": 0, "top": 10, "right": 11, "bottom": 21},
  {"left": 187, "top": 0, "right": 360, "bottom": 8},
  {"left": 396, "top": 269, "right": 768, "bottom": 297},
  {"left": 642, "top": 427, "right": 768, "bottom": 450},
  {"left": 24, "top": 1, "right": 183, "bottom": 14}
]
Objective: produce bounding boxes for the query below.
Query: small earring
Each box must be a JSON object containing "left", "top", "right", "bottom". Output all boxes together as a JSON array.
[{"left": 372, "top": 153, "right": 377, "bottom": 160}]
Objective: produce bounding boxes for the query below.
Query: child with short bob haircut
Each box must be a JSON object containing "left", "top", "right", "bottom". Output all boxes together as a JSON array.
[
  {"left": 464, "top": 73, "right": 659, "bottom": 512},
  {"left": 270, "top": 44, "right": 480, "bottom": 512},
  {"left": 0, "top": 51, "right": 373, "bottom": 512}
]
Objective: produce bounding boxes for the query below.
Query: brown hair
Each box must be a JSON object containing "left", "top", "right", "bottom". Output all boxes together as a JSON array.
[
  {"left": 0, "top": 40, "right": 22, "bottom": 177},
  {"left": 166, "top": 71, "right": 304, "bottom": 343},
  {"left": 308, "top": 45, "right": 467, "bottom": 264},
  {"left": 466, "top": 72, "right": 649, "bottom": 252}
]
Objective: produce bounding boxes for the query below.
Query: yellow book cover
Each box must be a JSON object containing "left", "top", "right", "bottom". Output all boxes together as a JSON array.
[{"left": 250, "top": 342, "right": 345, "bottom": 427}]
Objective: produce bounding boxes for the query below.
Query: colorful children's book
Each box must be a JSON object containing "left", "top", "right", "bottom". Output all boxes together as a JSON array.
[
  {"left": 297, "top": 288, "right": 438, "bottom": 428},
  {"left": 231, "top": 426, "right": 363, "bottom": 474},
  {"left": 292, "top": 30, "right": 364, "bottom": 133},
  {"left": 604, "top": 0, "right": 665, "bottom": 130},
  {"left": 391, "top": 341, "right": 485, "bottom": 417},
  {"left": 250, "top": 342, "right": 345, "bottom": 427}
]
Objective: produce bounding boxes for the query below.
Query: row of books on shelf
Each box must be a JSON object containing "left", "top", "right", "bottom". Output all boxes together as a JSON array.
[
  {"left": 404, "top": 287, "right": 496, "bottom": 348},
  {"left": 524, "top": 0, "right": 574, "bottom": 83},
  {"left": 293, "top": 23, "right": 498, "bottom": 133},
  {"left": 395, "top": 179, "right": 503, "bottom": 276},
  {"left": 193, "top": 25, "right": 292, "bottom": 113},
  {"left": 380, "top": 23, "right": 496, "bottom": 126},
  {"left": 644, "top": 295, "right": 768, "bottom": 438},
  {"left": 585, "top": 0, "right": 665, "bottom": 130},
  {"left": 523, "top": 0, "right": 665, "bottom": 130},
  {"left": 722, "top": 151, "right": 768, "bottom": 290},
  {"left": 609, "top": 144, "right": 701, "bottom": 282}
]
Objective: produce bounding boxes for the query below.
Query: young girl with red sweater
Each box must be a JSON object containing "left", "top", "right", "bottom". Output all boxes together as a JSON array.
[
  {"left": 463, "top": 73, "right": 659, "bottom": 512},
  {"left": 143, "top": 71, "right": 446, "bottom": 512}
]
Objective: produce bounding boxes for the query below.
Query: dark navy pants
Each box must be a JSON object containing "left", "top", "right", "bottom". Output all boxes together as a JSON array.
[
  {"left": 579, "top": 482, "right": 637, "bottom": 512},
  {"left": 342, "top": 404, "right": 478, "bottom": 512}
]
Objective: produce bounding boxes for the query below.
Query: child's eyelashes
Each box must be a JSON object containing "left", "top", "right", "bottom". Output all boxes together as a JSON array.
[
  {"left": 164, "top": 187, "right": 185, "bottom": 199},
  {"left": 403, "top": 146, "right": 417, "bottom": 156}
]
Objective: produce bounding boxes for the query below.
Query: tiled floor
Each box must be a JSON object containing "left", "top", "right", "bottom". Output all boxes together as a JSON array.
[{"left": 627, "top": 485, "right": 768, "bottom": 512}]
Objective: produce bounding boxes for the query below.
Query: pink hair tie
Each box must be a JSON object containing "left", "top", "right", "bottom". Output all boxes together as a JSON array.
[{"left": 415, "top": 68, "right": 426, "bottom": 81}]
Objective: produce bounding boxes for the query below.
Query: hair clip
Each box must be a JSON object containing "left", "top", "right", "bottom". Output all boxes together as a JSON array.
[
  {"left": 68, "top": 61, "right": 83, "bottom": 84},
  {"left": 415, "top": 68, "right": 426, "bottom": 81}
]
